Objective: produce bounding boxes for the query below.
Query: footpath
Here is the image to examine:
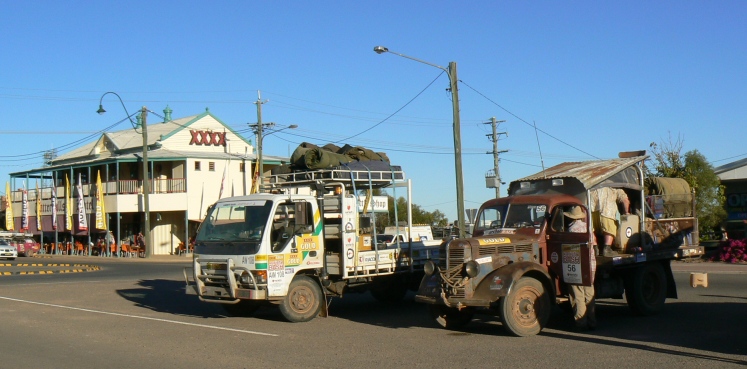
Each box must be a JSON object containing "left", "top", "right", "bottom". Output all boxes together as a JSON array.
[{"left": 671, "top": 258, "right": 747, "bottom": 274}]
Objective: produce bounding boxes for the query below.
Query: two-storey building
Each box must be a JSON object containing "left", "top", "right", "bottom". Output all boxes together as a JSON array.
[{"left": 4, "top": 107, "right": 286, "bottom": 255}]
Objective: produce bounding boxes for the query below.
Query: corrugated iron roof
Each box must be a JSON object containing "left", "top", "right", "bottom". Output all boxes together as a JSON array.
[{"left": 512, "top": 156, "right": 646, "bottom": 190}]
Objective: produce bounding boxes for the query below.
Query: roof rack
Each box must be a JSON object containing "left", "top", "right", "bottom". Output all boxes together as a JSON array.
[{"left": 266, "top": 163, "right": 405, "bottom": 190}]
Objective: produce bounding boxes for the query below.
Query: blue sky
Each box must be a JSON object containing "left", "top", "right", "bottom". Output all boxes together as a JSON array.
[{"left": 2, "top": 1, "right": 745, "bottom": 222}]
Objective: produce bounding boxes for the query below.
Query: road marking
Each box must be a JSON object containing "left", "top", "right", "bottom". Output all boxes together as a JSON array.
[{"left": 0, "top": 295, "right": 279, "bottom": 337}]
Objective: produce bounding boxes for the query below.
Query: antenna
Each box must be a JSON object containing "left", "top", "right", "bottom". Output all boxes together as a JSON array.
[{"left": 533, "top": 120, "right": 546, "bottom": 178}]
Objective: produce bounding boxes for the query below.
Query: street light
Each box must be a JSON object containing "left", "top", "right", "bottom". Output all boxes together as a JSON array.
[
  {"left": 373, "top": 46, "right": 467, "bottom": 238},
  {"left": 250, "top": 122, "right": 298, "bottom": 191},
  {"left": 98, "top": 92, "right": 152, "bottom": 258}
]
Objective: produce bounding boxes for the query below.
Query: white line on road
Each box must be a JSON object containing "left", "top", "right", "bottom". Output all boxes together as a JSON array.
[{"left": 0, "top": 295, "right": 279, "bottom": 337}]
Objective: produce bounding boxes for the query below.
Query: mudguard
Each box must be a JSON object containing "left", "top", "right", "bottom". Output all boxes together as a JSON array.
[
  {"left": 472, "top": 261, "right": 555, "bottom": 303},
  {"left": 415, "top": 273, "right": 441, "bottom": 303}
]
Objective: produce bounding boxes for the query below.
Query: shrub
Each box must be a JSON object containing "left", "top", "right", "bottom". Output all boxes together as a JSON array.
[{"left": 710, "top": 238, "right": 747, "bottom": 263}]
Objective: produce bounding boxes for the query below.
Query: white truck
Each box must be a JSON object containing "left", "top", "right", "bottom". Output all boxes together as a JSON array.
[
  {"left": 184, "top": 165, "right": 441, "bottom": 322},
  {"left": 377, "top": 225, "right": 439, "bottom": 247}
]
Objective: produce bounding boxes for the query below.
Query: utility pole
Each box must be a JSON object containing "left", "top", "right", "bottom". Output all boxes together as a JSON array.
[
  {"left": 485, "top": 117, "right": 507, "bottom": 198},
  {"left": 250, "top": 91, "right": 273, "bottom": 192},
  {"left": 141, "top": 106, "right": 152, "bottom": 258}
]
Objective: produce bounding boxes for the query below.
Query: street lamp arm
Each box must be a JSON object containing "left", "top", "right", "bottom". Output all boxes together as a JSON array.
[
  {"left": 263, "top": 124, "right": 298, "bottom": 140},
  {"left": 373, "top": 46, "right": 449, "bottom": 76},
  {"left": 373, "top": 45, "right": 466, "bottom": 239},
  {"left": 98, "top": 91, "right": 137, "bottom": 129}
]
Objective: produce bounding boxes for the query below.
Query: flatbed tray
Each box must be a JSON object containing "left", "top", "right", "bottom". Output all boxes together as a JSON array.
[{"left": 268, "top": 162, "right": 405, "bottom": 189}]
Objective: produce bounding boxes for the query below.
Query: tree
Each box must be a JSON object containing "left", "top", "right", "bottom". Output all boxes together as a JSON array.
[{"left": 648, "top": 135, "right": 726, "bottom": 238}]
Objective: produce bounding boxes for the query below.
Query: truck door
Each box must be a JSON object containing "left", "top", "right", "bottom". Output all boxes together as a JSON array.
[
  {"left": 546, "top": 204, "right": 595, "bottom": 286},
  {"left": 267, "top": 200, "right": 318, "bottom": 297}
]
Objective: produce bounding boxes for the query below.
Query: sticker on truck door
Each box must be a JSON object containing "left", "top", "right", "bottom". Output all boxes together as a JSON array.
[{"left": 561, "top": 244, "right": 582, "bottom": 284}]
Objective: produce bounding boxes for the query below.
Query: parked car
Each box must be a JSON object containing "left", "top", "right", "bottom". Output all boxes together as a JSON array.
[{"left": 0, "top": 239, "right": 18, "bottom": 260}]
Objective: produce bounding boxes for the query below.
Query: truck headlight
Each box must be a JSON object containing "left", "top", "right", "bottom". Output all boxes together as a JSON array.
[
  {"left": 424, "top": 260, "right": 437, "bottom": 276},
  {"left": 239, "top": 271, "right": 252, "bottom": 284},
  {"left": 464, "top": 260, "right": 480, "bottom": 278}
]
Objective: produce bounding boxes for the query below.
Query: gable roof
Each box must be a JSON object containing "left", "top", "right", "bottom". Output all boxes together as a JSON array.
[{"left": 51, "top": 110, "right": 252, "bottom": 164}]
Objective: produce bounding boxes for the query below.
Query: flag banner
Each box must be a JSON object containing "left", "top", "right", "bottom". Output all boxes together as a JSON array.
[
  {"left": 76, "top": 173, "right": 88, "bottom": 231},
  {"left": 51, "top": 186, "right": 57, "bottom": 230},
  {"left": 65, "top": 174, "right": 73, "bottom": 231},
  {"left": 5, "top": 182, "right": 13, "bottom": 231},
  {"left": 36, "top": 183, "right": 42, "bottom": 231},
  {"left": 21, "top": 186, "right": 28, "bottom": 231},
  {"left": 95, "top": 171, "right": 107, "bottom": 230}
]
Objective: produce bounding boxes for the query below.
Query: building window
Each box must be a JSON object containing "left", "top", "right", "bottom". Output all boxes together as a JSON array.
[
  {"left": 209, "top": 162, "right": 215, "bottom": 171},
  {"left": 195, "top": 161, "right": 201, "bottom": 171},
  {"left": 239, "top": 162, "right": 245, "bottom": 172}
]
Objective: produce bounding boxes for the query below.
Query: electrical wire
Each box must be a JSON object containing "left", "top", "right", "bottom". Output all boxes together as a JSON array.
[
  {"left": 458, "top": 80, "right": 601, "bottom": 160},
  {"left": 0, "top": 114, "right": 134, "bottom": 160},
  {"left": 333, "top": 70, "right": 445, "bottom": 143}
]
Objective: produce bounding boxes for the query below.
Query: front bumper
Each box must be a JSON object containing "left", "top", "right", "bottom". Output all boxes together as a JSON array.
[{"left": 184, "top": 257, "right": 266, "bottom": 303}]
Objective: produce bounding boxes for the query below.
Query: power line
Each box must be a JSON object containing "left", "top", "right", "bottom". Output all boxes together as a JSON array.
[
  {"left": 333, "top": 70, "right": 445, "bottom": 143},
  {"left": 0, "top": 114, "right": 133, "bottom": 159},
  {"left": 458, "top": 80, "right": 601, "bottom": 160}
]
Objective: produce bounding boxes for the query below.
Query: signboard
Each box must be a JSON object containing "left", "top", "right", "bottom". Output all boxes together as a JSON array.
[{"left": 356, "top": 196, "right": 388, "bottom": 213}]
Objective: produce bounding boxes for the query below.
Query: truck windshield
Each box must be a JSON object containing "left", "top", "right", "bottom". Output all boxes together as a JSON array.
[
  {"left": 477, "top": 204, "right": 508, "bottom": 230},
  {"left": 194, "top": 200, "right": 273, "bottom": 255},
  {"left": 477, "top": 203, "right": 547, "bottom": 231},
  {"left": 504, "top": 204, "right": 547, "bottom": 229}
]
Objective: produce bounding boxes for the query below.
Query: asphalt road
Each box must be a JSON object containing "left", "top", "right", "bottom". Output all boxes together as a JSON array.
[{"left": 0, "top": 256, "right": 745, "bottom": 369}]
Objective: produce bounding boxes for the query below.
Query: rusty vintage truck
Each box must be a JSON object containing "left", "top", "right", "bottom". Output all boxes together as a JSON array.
[{"left": 415, "top": 151, "right": 703, "bottom": 336}]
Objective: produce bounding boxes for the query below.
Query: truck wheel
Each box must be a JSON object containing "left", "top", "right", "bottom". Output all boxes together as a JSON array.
[
  {"left": 370, "top": 275, "right": 409, "bottom": 302},
  {"left": 428, "top": 305, "right": 474, "bottom": 329},
  {"left": 279, "top": 275, "right": 323, "bottom": 322},
  {"left": 222, "top": 300, "right": 263, "bottom": 317},
  {"left": 625, "top": 262, "right": 667, "bottom": 316},
  {"left": 498, "top": 277, "right": 551, "bottom": 337}
]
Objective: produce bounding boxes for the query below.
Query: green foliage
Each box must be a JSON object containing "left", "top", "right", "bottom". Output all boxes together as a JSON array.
[{"left": 648, "top": 135, "right": 726, "bottom": 238}]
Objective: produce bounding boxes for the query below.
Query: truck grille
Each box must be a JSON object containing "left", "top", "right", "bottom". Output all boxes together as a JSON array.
[
  {"left": 437, "top": 241, "right": 536, "bottom": 300},
  {"left": 478, "top": 242, "right": 534, "bottom": 256}
]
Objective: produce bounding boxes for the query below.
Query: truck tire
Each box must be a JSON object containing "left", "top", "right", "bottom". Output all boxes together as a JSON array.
[
  {"left": 279, "top": 275, "right": 323, "bottom": 322},
  {"left": 222, "top": 300, "right": 263, "bottom": 317},
  {"left": 625, "top": 262, "right": 667, "bottom": 316},
  {"left": 370, "top": 275, "right": 409, "bottom": 302},
  {"left": 428, "top": 305, "right": 474, "bottom": 329},
  {"left": 498, "top": 277, "right": 551, "bottom": 337}
]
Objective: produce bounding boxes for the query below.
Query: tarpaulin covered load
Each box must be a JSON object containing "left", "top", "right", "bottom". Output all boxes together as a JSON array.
[
  {"left": 645, "top": 177, "right": 693, "bottom": 218},
  {"left": 286, "top": 142, "right": 390, "bottom": 171}
]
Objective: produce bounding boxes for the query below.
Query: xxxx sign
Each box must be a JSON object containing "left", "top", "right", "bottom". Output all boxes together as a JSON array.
[{"left": 189, "top": 130, "right": 226, "bottom": 146}]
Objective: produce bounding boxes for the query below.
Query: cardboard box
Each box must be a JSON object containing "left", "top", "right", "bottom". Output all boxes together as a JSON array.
[{"left": 690, "top": 272, "right": 708, "bottom": 288}]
